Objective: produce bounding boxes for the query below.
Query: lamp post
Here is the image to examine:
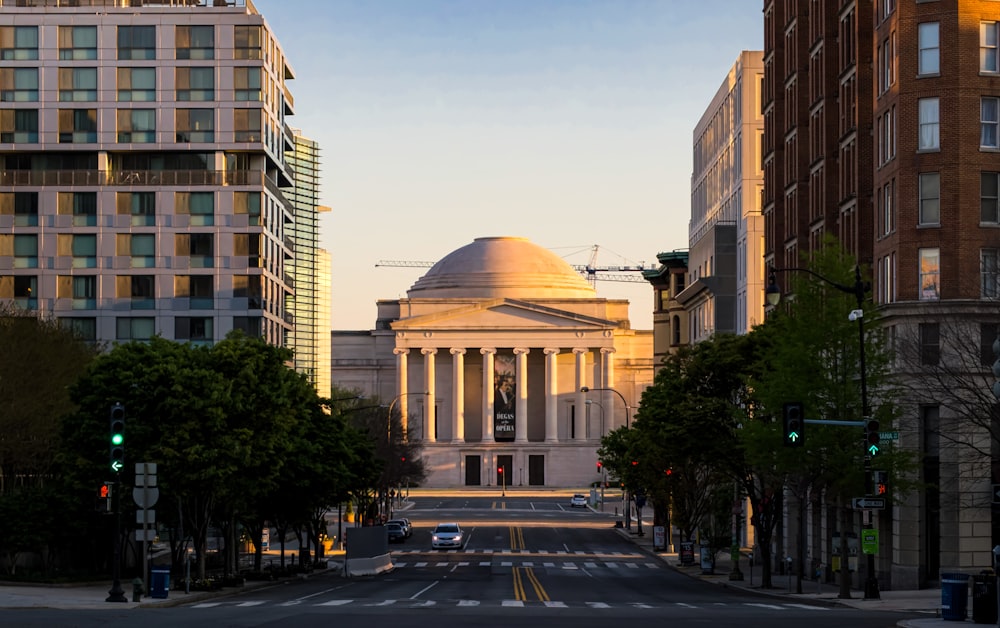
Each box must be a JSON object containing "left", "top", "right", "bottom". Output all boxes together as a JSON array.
[
  {"left": 586, "top": 399, "right": 606, "bottom": 510},
  {"left": 581, "top": 386, "right": 632, "bottom": 530},
  {"left": 765, "top": 264, "right": 879, "bottom": 600},
  {"left": 386, "top": 391, "right": 429, "bottom": 444}
]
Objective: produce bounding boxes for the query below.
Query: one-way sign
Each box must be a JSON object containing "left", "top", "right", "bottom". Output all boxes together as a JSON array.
[{"left": 852, "top": 497, "right": 886, "bottom": 509}]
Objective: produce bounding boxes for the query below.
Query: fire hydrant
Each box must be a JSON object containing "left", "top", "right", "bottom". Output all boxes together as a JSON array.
[{"left": 131, "top": 577, "right": 144, "bottom": 602}]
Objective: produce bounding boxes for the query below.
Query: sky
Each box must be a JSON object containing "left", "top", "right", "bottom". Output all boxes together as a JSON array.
[{"left": 251, "top": 0, "right": 764, "bottom": 330}]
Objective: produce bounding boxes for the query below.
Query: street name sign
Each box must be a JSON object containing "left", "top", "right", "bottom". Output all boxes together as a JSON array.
[{"left": 852, "top": 497, "right": 886, "bottom": 509}]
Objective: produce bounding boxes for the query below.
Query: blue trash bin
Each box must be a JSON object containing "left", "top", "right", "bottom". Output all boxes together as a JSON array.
[
  {"left": 942, "top": 572, "right": 969, "bottom": 621},
  {"left": 149, "top": 569, "right": 170, "bottom": 599}
]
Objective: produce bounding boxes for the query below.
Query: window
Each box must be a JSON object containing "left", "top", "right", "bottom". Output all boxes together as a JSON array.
[
  {"left": 233, "top": 233, "right": 262, "bottom": 267},
  {"left": 62, "top": 234, "right": 97, "bottom": 269},
  {"left": 117, "top": 274, "right": 155, "bottom": 309},
  {"left": 190, "top": 234, "right": 214, "bottom": 268},
  {"left": 918, "top": 23, "right": 939, "bottom": 75},
  {"left": 879, "top": 33, "right": 895, "bottom": 93},
  {"left": 983, "top": 98, "right": 999, "bottom": 148},
  {"left": 117, "top": 317, "right": 155, "bottom": 341},
  {"left": 0, "top": 26, "right": 38, "bottom": 60},
  {"left": 175, "top": 192, "right": 214, "bottom": 226},
  {"left": 57, "top": 275, "right": 96, "bottom": 309},
  {"left": 0, "top": 192, "right": 38, "bottom": 226},
  {"left": 919, "top": 98, "right": 940, "bottom": 150},
  {"left": 233, "top": 275, "right": 262, "bottom": 308},
  {"left": 58, "top": 109, "right": 97, "bottom": 144},
  {"left": 61, "top": 317, "right": 96, "bottom": 341},
  {"left": 58, "top": 26, "right": 97, "bottom": 60},
  {"left": 918, "top": 173, "right": 940, "bottom": 225},
  {"left": 981, "top": 323, "right": 1000, "bottom": 365},
  {"left": 116, "top": 192, "right": 155, "bottom": 226},
  {"left": 919, "top": 248, "right": 940, "bottom": 300},
  {"left": 10, "top": 234, "right": 37, "bottom": 268},
  {"left": 234, "top": 67, "right": 262, "bottom": 101},
  {"left": 58, "top": 68, "right": 98, "bottom": 102},
  {"left": 0, "top": 275, "right": 38, "bottom": 309},
  {"left": 116, "top": 109, "right": 155, "bottom": 143},
  {"left": 175, "top": 109, "right": 214, "bottom": 142},
  {"left": 984, "top": 172, "right": 1000, "bottom": 224},
  {"left": 234, "top": 25, "right": 262, "bottom": 60},
  {"left": 175, "top": 67, "right": 214, "bottom": 101},
  {"left": 881, "top": 179, "right": 895, "bottom": 235},
  {"left": 0, "top": 109, "right": 38, "bottom": 143},
  {"left": 117, "top": 25, "right": 156, "bottom": 60},
  {"left": 175, "top": 317, "right": 213, "bottom": 343},
  {"left": 58, "top": 192, "right": 97, "bottom": 226},
  {"left": 117, "top": 234, "right": 155, "bottom": 268},
  {"left": 232, "top": 317, "right": 261, "bottom": 338},
  {"left": 879, "top": 106, "right": 896, "bottom": 165},
  {"left": 234, "top": 192, "right": 261, "bottom": 226},
  {"left": 117, "top": 68, "right": 155, "bottom": 102},
  {"left": 175, "top": 275, "right": 213, "bottom": 309},
  {"left": 176, "top": 25, "right": 214, "bottom": 60},
  {"left": 982, "top": 249, "right": 1000, "bottom": 299},
  {"left": 234, "top": 108, "right": 261, "bottom": 142},
  {"left": 0, "top": 68, "right": 38, "bottom": 102},
  {"left": 983, "top": 22, "right": 999, "bottom": 73},
  {"left": 920, "top": 322, "right": 940, "bottom": 367},
  {"left": 878, "top": 253, "right": 896, "bottom": 304}
]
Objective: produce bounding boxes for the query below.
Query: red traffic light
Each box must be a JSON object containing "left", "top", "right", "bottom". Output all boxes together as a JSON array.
[
  {"left": 498, "top": 467, "right": 504, "bottom": 474},
  {"left": 631, "top": 460, "right": 638, "bottom": 466},
  {"left": 99, "top": 484, "right": 110, "bottom": 498},
  {"left": 664, "top": 468, "right": 673, "bottom": 476},
  {"left": 596, "top": 461, "right": 602, "bottom": 470},
  {"left": 400, "top": 456, "right": 406, "bottom": 462}
]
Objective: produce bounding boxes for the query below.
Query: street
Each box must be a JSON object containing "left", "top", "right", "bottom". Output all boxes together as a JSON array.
[{"left": 0, "top": 494, "right": 927, "bottom": 628}]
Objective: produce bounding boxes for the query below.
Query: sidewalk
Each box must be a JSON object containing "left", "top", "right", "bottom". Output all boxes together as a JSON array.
[{"left": 612, "top": 523, "right": 959, "bottom": 627}]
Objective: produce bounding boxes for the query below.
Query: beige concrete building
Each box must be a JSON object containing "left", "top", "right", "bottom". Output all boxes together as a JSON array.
[{"left": 332, "top": 236, "right": 654, "bottom": 488}]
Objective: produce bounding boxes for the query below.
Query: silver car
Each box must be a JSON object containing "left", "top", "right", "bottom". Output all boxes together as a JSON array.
[{"left": 431, "top": 522, "right": 464, "bottom": 549}]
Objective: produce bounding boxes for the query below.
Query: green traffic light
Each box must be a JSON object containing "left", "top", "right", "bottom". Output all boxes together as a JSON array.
[{"left": 111, "top": 433, "right": 123, "bottom": 446}]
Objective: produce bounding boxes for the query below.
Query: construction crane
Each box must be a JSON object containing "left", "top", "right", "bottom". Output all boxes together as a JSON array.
[{"left": 376, "top": 245, "right": 651, "bottom": 286}]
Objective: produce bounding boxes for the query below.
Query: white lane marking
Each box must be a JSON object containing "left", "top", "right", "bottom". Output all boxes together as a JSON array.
[
  {"left": 502, "top": 600, "right": 525, "bottom": 607},
  {"left": 543, "top": 601, "right": 568, "bottom": 608},
  {"left": 317, "top": 600, "right": 352, "bottom": 606},
  {"left": 584, "top": 562, "right": 598, "bottom": 568},
  {"left": 784, "top": 603, "right": 830, "bottom": 611},
  {"left": 587, "top": 602, "right": 611, "bottom": 608},
  {"left": 411, "top": 581, "right": 439, "bottom": 599},
  {"left": 236, "top": 601, "right": 266, "bottom": 606},
  {"left": 367, "top": 599, "right": 397, "bottom": 607},
  {"left": 191, "top": 603, "right": 222, "bottom": 608},
  {"left": 457, "top": 600, "right": 480, "bottom": 606},
  {"left": 745, "top": 603, "right": 786, "bottom": 610}
]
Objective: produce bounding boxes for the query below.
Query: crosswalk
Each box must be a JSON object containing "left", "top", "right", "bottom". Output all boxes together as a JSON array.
[
  {"left": 391, "top": 559, "right": 661, "bottom": 570},
  {"left": 189, "top": 599, "right": 832, "bottom": 612}
]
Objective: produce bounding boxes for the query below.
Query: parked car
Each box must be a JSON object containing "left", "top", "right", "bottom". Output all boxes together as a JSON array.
[
  {"left": 388, "top": 518, "right": 412, "bottom": 538},
  {"left": 386, "top": 522, "right": 407, "bottom": 543},
  {"left": 570, "top": 494, "right": 588, "bottom": 508},
  {"left": 431, "top": 522, "right": 464, "bottom": 549}
]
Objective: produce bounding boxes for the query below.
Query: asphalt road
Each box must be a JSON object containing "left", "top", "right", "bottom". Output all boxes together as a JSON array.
[{"left": 0, "top": 495, "right": 921, "bottom": 628}]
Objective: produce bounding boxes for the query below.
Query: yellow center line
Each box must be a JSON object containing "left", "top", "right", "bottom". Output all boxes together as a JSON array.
[
  {"left": 524, "top": 567, "right": 549, "bottom": 602},
  {"left": 512, "top": 565, "right": 525, "bottom": 600}
]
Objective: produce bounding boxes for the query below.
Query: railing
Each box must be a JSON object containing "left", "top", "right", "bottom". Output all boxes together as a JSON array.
[
  {"left": 0, "top": 169, "right": 265, "bottom": 187},
  {"left": 0, "top": 1, "right": 251, "bottom": 9}
]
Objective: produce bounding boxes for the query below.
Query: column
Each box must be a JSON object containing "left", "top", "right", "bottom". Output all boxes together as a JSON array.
[
  {"left": 544, "top": 348, "right": 559, "bottom": 442},
  {"left": 450, "top": 348, "right": 466, "bottom": 443},
  {"left": 574, "top": 348, "right": 588, "bottom": 440},
  {"left": 513, "top": 347, "right": 530, "bottom": 443},
  {"left": 422, "top": 348, "right": 437, "bottom": 443},
  {"left": 481, "top": 348, "right": 496, "bottom": 441},
  {"left": 393, "top": 348, "right": 409, "bottom": 439},
  {"left": 601, "top": 347, "right": 617, "bottom": 428}
]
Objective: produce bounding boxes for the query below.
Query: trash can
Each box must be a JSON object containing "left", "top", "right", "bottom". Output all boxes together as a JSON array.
[
  {"left": 972, "top": 573, "right": 998, "bottom": 624},
  {"left": 149, "top": 568, "right": 170, "bottom": 599},
  {"left": 941, "top": 572, "right": 969, "bottom": 621}
]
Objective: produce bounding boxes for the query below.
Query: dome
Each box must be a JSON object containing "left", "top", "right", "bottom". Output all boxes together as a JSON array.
[{"left": 407, "top": 236, "right": 596, "bottom": 299}]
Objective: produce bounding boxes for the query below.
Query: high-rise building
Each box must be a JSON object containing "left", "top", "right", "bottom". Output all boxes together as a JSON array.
[
  {"left": 0, "top": 0, "right": 298, "bottom": 349},
  {"left": 286, "top": 131, "right": 330, "bottom": 397},
  {"left": 680, "top": 50, "right": 764, "bottom": 341},
  {"left": 764, "top": 0, "right": 1000, "bottom": 590}
]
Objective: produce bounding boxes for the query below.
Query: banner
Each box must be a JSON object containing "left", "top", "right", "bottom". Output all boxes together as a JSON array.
[{"left": 493, "top": 353, "right": 515, "bottom": 441}]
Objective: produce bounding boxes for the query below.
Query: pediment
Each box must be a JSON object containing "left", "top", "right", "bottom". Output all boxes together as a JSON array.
[{"left": 391, "top": 298, "right": 615, "bottom": 331}]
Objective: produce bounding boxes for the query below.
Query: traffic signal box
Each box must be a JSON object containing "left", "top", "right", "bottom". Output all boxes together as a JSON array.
[
  {"left": 873, "top": 470, "right": 889, "bottom": 496},
  {"left": 865, "top": 419, "right": 880, "bottom": 456},
  {"left": 782, "top": 402, "right": 804, "bottom": 447},
  {"left": 109, "top": 403, "right": 125, "bottom": 473}
]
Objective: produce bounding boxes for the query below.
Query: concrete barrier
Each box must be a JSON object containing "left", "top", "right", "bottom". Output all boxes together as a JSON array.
[{"left": 344, "top": 553, "right": 393, "bottom": 577}]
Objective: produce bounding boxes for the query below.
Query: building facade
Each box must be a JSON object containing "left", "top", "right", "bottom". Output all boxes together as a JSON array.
[
  {"left": 332, "top": 236, "right": 654, "bottom": 488},
  {"left": 0, "top": 0, "right": 299, "bottom": 349},
  {"left": 680, "top": 51, "right": 765, "bottom": 341}
]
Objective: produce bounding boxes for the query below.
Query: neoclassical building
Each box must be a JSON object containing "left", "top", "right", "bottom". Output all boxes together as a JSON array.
[{"left": 332, "top": 236, "right": 654, "bottom": 487}]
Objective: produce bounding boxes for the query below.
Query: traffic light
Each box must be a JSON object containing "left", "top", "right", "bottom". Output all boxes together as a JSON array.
[
  {"left": 865, "top": 419, "right": 880, "bottom": 456},
  {"left": 596, "top": 461, "right": 602, "bottom": 471},
  {"left": 97, "top": 482, "right": 112, "bottom": 512},
  {"left": 109, "top": 403, "right": 125, "bottom": 473},
  {"left": 782, "top": 402, "right": 804, "bottom": 447},
  {"left": 873, "top": 470, "right": 888, "bottom": 496}
]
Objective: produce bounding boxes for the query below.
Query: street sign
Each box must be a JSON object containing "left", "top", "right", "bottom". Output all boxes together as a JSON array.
[
  {"left": 879, "top": 431, "right": 899, "bottom": 441},
  {"left": 862, "top": 529, "right": 879, "bottom": 554},
  {"left": 133, "top": 486, "right": 159, "bottom": 509},
  {"left": 134, "top": 529, "right": 156, "bottom": 542},
  {"left": 852, "top": 497, "right": 886, "bottom": 509}
]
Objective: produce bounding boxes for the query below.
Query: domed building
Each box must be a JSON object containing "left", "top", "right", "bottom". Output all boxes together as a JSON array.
[{"left": 331, "top": 237, "right": 653, "bottom": 488}]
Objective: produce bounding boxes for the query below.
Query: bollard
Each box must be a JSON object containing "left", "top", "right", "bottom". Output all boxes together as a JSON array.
[{"left": 131, "top": 577, "right": 144, "bottom": 602}]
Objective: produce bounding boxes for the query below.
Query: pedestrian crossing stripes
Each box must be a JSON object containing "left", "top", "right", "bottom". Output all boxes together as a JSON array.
[
  {"left": 190, "top": 599, "right": 832, "bottom": 612},
  {"left": 392, "top": 549, "right": 641, "bottom": 556},
  {"left": 390, "top": 559, "right": 661, "bottom": 570}
]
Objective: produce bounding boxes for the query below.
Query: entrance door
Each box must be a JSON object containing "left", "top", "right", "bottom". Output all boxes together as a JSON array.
[
  {"left": 465, "top": 455, "right": 481, "bottom": 486},
  {"left": 528, "top": 455, "right": 544, "bottom": 486},
  {"left": 497, "top": 455, "right": 513, "bottom": 489}
]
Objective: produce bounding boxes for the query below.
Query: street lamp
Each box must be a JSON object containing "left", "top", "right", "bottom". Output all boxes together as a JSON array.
[
  {"left": 587, "top": 399, "right": 607, "bottom": 512},
  {"left": 766, "top": 264, "right": 879, "bottom": 600},
  {"left": 581, "top": 386, "right": 632, "bottom": 530},
  {"left": 386, "top": 391, "right": 429, "bottom": 444}
]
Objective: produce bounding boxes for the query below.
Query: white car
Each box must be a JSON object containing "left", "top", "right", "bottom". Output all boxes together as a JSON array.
[
  {"left": 570, "top": 494, "right": 588, "bottom": 508},
  {"left": 431, "top": 522, "right": 464, "bottom": 549}
]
